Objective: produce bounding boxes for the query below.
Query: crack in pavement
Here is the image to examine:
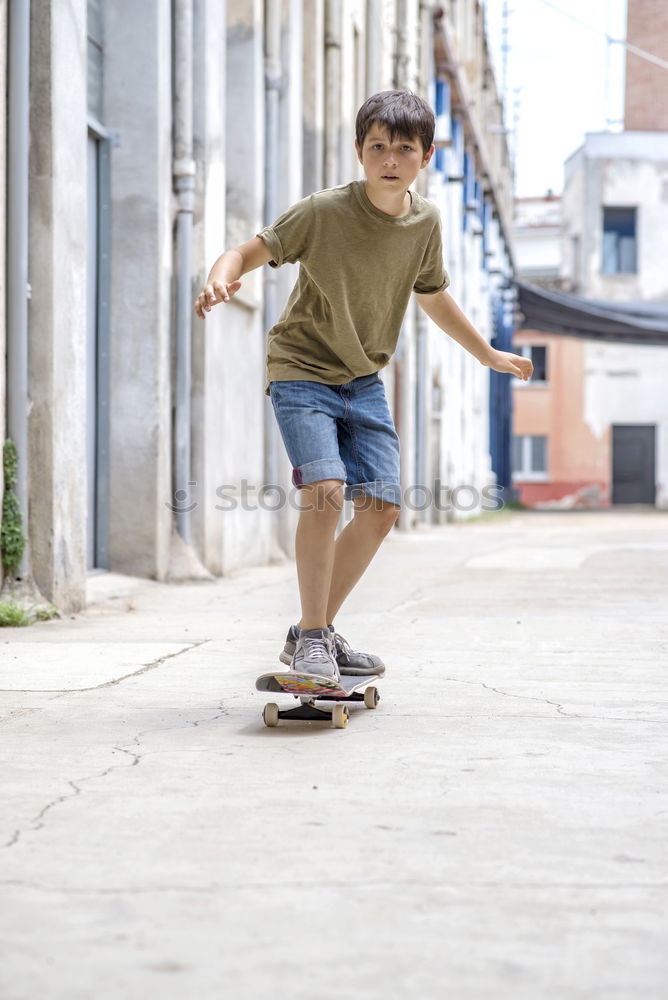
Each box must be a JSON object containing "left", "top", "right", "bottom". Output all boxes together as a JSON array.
[
  {"left": 4, "top": 760, "right": 123, "bottom": 851},
  {"left": 0, "top": 638, "right": 211, "bottom": 695},
  {"left": 115, "top": 699, "right": 229, "bottom": 760},
  {"left": 386, "top": 589, "right": 426, "bottom": 615},
  {"left": 445, "top": 675, "right": 586, "bottom": 720},
  {"left": 3, "top": 643, "right": 219, "bottom": 850}
]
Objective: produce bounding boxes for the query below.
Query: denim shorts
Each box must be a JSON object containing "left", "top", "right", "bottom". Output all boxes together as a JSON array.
[{"left": 269, "top": 373, "right": 402, "bottom": 507}]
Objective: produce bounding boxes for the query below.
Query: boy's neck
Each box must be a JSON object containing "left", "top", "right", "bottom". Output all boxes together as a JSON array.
[{"left": 363, "top": 179, "right": 412, "bottom": 219}]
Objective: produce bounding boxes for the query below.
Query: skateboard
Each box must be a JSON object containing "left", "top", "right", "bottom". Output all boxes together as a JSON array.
[{"left": 255, "top": 670, "right": 381, "bottom": 729}]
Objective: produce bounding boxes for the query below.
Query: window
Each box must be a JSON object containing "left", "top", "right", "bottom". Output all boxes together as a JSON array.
[
  {"left": 516, "top": 344, "right": 547, "bottom": 382},
  {"left": 602, "top": 207, "right": 637, "bottom": 274},
  {"left": 512, "top": 435, "right": 548, "bottom": 480}
]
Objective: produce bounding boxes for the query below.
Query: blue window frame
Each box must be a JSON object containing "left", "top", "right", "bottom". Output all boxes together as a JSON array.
[
  {"left": 463, "top": 151, "right": 477, "bottom": 231},
  {"left": 449, "top": 115, "right": 464, "bottom": 178},
  {"left": 434, "top": 80, "right": 451, "bottom": 173}
]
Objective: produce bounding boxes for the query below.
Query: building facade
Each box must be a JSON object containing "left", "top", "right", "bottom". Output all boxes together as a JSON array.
[
  {"left": 0, "top": 0, "right": 513, "bottom": 612},
  {"left": 511, "top": 0, "right": 668, "bottom": 512}
]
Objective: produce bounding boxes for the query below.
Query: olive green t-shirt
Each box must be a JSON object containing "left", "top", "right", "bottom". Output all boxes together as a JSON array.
[{"left": 257, "top": 179, "right": 449, "bottom": 393}]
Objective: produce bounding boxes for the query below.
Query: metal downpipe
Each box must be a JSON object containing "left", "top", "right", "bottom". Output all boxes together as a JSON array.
[
  {"left": 173, "top": 0, "right": 196, "bottom": 544},
  {"left": 365, "top": 0, "right": 382, "bottom": 95},
  {"left": 6, "top": 0, "right": 30, "bottom": 581}
]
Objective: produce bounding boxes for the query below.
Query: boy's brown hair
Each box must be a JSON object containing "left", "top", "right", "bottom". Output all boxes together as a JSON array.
[{"left": 355, "top": 90, "right": 436, "bottom": 155}]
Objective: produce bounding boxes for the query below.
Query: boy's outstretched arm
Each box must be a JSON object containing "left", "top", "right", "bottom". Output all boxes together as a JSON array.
[
  {"left": 415, "top": 289, "right": 533, "bottom": 381},
  {"left": 194, "top": 236, "right": 273, "bottom": 319}
]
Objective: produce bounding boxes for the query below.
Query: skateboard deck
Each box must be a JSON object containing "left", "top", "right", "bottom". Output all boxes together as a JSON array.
[{"left": 256, "top": 670, "right": 381, "bottom": 729}]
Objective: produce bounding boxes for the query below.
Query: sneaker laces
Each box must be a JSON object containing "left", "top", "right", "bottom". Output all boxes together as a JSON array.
[
  {"left": 302, "top": 635, "right": 332, "bottom": 661},
  {"left": 332, "top": 632, "right": 361, "bottom": 658}
]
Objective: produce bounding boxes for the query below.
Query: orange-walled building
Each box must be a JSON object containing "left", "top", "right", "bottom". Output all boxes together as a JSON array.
[{"left": 511, "top": 331, "right": 610, "bottom": 508}]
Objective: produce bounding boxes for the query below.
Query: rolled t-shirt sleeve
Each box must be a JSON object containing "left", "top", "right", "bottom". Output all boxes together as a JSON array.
[
  {"left": 413, "top": 218, "right": 450, "bottom": 294},
  {"left": 257, "top": 194, "right": 314, "bottom": 269}
]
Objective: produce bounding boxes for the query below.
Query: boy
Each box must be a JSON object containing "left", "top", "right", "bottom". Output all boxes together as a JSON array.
[{"left": 195, "top": 90, "right": 532, "bottom": 681}]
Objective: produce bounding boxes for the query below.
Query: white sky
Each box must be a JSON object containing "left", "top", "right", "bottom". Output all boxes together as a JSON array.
[{"left": 484, "top": 0, "right": 628, "bottom": 197}]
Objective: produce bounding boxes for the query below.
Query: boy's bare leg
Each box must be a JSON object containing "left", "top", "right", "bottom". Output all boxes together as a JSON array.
[
  {"left": 322, "top": 497, "right": 400, "bottom": 626},
  {"left": 295, "top": 480, "right": 345, "bottom": 630}
]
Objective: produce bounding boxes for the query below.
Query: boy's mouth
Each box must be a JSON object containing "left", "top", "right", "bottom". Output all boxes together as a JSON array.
[{"left": 381, "top": 175, "right": 399, "bottom": 180}]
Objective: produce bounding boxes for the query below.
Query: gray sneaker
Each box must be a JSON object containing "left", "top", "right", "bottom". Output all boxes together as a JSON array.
[
  {"left": 330, "top": 630, "right": 386, "bottom": 677},
  {"left": 279, "top": 624, "right": 385, "bottom": 676},
  {"left": 292, "top": 627, "right": 339, "bottom": 681}
]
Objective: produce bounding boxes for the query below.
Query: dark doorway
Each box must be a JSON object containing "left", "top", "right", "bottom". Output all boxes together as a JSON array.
[{"left": 612, "top": 425, "right": 656, "bottom": 505}]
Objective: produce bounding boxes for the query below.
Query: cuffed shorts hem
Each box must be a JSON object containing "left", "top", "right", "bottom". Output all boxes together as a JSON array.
[
  {"left": 292, "top": 458, "right": 347, "bottom": 488},
  {"left": 346, "top": 480, "right": 402, "bottom": 507}
]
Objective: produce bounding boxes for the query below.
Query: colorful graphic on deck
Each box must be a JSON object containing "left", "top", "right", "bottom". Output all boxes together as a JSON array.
[{"left": 273, "top": 673, "right": 341, "bottom": 697}]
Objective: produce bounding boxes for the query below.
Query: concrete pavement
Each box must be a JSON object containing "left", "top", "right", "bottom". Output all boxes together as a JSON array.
[{"left": 1, "top": 509, "right": 667, "bottom": 999}]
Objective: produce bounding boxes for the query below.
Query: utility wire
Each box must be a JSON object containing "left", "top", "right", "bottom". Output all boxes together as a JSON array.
[{"left": 537, "top": 0, "right": 668, "bottom": 72}]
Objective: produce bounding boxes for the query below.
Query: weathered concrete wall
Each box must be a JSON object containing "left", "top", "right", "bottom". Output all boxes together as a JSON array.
[
  {"left": 216, "top": 0, "right": 275, "bottom": 572},
  {"left": 10, "top": 0, "right": 513, "bottom": 597},
  {"left": 104, "top": 0, "right": 173, "bottom": 579},
  {"left": 302, "top": 0, "right": 325, "bottom": 196},
  {"left": 28, "top": 0, "right": 88, "bottom": 610},
  {"left": 0, "top": 0, "right": 7, "bottom": 553}
]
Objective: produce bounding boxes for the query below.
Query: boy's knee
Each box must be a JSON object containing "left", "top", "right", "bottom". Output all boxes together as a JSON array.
[
  {"left": 300, "top": 479, "right": 344, "bottom": 514},
  {"left": 377, "top": 503, "right": 401, "bottom": 533},
  {"left": 354, "top": 497, "right": 400, "bottom": 534}
]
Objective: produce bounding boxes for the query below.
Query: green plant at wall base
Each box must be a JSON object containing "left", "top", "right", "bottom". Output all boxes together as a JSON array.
[
  {"left": 0, "top": 601, "right": 31, "bottom": 627},
  {"left": 1, "top": 439, "right": 26, "bottom": 576}
]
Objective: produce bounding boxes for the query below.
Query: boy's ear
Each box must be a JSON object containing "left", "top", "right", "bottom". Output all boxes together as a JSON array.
[
  {"left": 421, "top": 143, "right": 435, "bottom": 166},
  {"left": 354, "top": 140, "right": 362, "bottom": 162}
]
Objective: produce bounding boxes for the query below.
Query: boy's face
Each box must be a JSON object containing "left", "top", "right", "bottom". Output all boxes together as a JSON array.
[{"left": 355, "top": 126, "right": 434, "bottom": 189}]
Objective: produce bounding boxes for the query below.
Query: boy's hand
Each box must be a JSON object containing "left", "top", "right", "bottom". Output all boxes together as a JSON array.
[
  {"left": 194, "top": 279, "right": 242, "bottom": 319},
  {"left": 487, "top": 349, "right": 533, "bottom": 381}
]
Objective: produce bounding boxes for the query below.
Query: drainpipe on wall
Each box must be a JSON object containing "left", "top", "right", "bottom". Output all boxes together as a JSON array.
[
  {"left": 365, "top": 0, "right": 382, "bottom": 96},
  {"left": 414, "top": 0, "right": 434, "bottom": 520},
  {"left": 394, "top": 0, "right": 413, "bottom": 529},
  {"left": 169, "top": 0, "right": 212, "bottom": 580},
  {"left": 263, "top": 0, "right": 282, "bottom": 493},
  {"left": 324, "top": 0, "right": 342, "bottom": 188},
  {"left": 5, "top": 0, "right": 30, "bottom": 587},
  {"left": 173, "top": 0, "right": 196, "bottom": 545}
]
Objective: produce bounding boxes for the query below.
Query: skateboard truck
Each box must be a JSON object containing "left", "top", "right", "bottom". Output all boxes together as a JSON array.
[{"left": 256, "top": 672, "right": 381, "bottom": 729}]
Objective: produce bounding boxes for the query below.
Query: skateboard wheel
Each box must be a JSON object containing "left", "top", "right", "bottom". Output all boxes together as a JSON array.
[
  {"left": 364, "top": 686, "right": 380, "bottom": 709},
  {"left": 263, "top": 703, "right": 279, "bottom": 727},
  {"left": 332, "top": 704, "right": 348, "bottom": 729}
]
